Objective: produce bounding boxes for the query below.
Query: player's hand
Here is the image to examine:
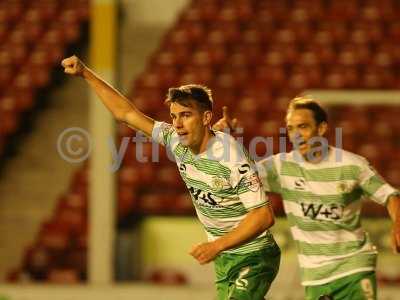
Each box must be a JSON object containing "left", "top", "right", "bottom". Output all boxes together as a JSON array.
[
  {"left": 391, "top": 218, "right": 400, "bottom": 253},
  {"left": 212, "top": 106, "right": 238, "bottom": 132},
  {"left": 189, "top": 241, "right": 222, "bottom": 265},
  {"left": 61, "top": 55, "right": 86, "bottom": 76}
]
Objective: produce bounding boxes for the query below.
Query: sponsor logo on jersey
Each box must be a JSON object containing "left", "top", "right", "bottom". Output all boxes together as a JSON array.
[
  {"left": 188, "top": 186, "right": 218, "bottom": 207},
  {"left": 238, "top": 163, "right": 250, "bottom": 174},
  {"left": 179, "top": 163, "right": 186, "bottom": 173},
  {"left": 301, "top": 202, "right": 344, "bottom": 220},
  {"left": 294, "top": 179, "right": 306, "bottom": 190}
]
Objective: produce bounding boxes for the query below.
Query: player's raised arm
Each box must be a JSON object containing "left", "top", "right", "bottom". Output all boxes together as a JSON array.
[{"left": 61, "top": 55, "right": 155, "bottom": 137}]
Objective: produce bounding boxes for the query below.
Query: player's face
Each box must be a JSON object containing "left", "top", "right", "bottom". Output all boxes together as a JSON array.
[
  {"left": 170, "top": 102, "right": 207, "bottom": 148},
  {"left": 286, "top": 109, "right": 327, "bottom": 156}
]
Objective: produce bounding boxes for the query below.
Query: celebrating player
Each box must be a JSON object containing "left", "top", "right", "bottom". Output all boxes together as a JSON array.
[
  {"left": 61, "top": 55, "right": 281, "bottom": 300},
  {"left": 214, "top": 97, "right": 400, "bottom": 300}
]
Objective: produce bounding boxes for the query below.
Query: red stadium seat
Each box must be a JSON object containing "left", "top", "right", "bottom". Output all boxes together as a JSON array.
[
  {"left": 0, "top": 66, "right": 15, "bottom": 89},
  {"left": 361, "top": 67, "right": 396, "bottom": 89},
  {"left": 32, "top": 1, "right": 59, "bottom": 22},
  {"left": 180, "top": 6, "right": 203, "bottom": 23},
  {"left": 3, "top": 1, "right": 24, "bottom": 23},
  {"left": 304, "top": 44, "right": 336, "bottom": 66},
  {"left": 59, "top": 10, "right": 81, "bottom": 43},
  {"left": 313, "top": 29, "right": 334, "bottom": 47},
  {"left": 23, "top": 245, "right": 52, "bottom": 281},
  {"left": 38, "top": 221, "right": 71, "bottom": 252},
  {"left": 0, "top": 111, "right": 19, "bottom": 136},
  {"left": 324, "top": 69, "right": 346, "bottom": 89},
  {"left": 388, "top": 21, "right": 400, "bottom": 42},
  {"left": 0, "top": 23, "right": 10, "bottom": 44},
  {"left": 164, "top": 28, "right": 192, "bottom": 48},
  {"left": 288, "top": 72, "right": 310, "bottom": 91},
  {"left": 327, "top": 0, "right": 359, "bottom": 21},
  {"left": 119, "top": 166, "right": 141, "bottom": 187},
  {"left": 65, "top": 249, "right": 87, "bottom": 277},
  {"left": 197, "top": 1, "right": 219, "bottom": 23},
  {"left": 337, "top": 49, "right": 359, "bottom": 67},
  {"left": 58, "top": 192, "right": 87, "bottom": 212},
  {"left": 148, "top": 268, "right": 188, "bottom": 285},
  {"left": 118, "top": 185, "right": 137, "bottom": 217},
  {"left": 152, "top": 51, "right": 180, "bottom": 69},
  {"left": 169, "top": 194, "right": 194, "bottom": 215},
  {"left": 139, "top": 193, "right": 170, "bottom": 215},
  {"left": 386, "top": 168, "right": 400, "bottom": 187},
  {"left": 48, "top": 268, "right": 80, "bottom": 283}
]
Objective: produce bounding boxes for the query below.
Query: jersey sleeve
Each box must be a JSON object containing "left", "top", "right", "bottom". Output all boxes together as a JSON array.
[
  {"left": 229, "top": 149, "right": 269, "bottom": 211},
  {"left": 256, "top": 155, "right": 282, "bottom": 194},
  {"left": 358, "top": 158, "right": 400, "bottom": 205},
  {"left": 151, "top": 121, "right": 176, "bottom": 150}
]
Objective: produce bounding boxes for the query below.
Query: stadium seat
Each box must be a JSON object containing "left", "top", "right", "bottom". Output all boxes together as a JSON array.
[
  {"left": 23, "top": 245, "right": 52, "bottom": 281},
  {"left": 48, "top": 268, "right": 80, "bottom": 283},
  {"left": 148, "top": 268, "right": 188, "bottom": 285}
]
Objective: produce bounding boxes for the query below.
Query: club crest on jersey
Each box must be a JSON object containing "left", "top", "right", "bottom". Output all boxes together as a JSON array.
[
  {"left": 211, "top": 176, "right": 229, "bottom": 191},
  {"left": 337, "top": 182, "right": 350, "bottom": 193}
]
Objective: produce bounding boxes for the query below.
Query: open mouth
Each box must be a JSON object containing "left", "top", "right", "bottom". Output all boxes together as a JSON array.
[
  {"left": 177, "top": 132, "right": 188, "bottom": 138},
  {"left": 298, "top": 141, "right": 307, "bottom": 146},
  {"left": 293, "top": 139, "right": 307, "bottom": 147}
]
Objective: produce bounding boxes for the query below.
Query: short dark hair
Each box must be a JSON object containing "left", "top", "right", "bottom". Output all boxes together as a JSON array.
[
  {"left": 165, "top": 84, "right": 213, "bottom": 111},
  {"left": 287, "top": 96, "right": 328, "bottom": 125}
]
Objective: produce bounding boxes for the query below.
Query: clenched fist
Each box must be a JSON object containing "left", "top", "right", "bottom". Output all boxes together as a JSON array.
[
  {"left": 189, "top": 241, "right": 222, "bottom": 265},
  {"left": 61, "top": 55, "right": 86, "bottom": 76}
]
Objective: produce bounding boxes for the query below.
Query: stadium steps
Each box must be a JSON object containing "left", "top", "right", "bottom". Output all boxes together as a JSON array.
[{"left": 0, "top": 65, "right": 89, "bottom": 280}]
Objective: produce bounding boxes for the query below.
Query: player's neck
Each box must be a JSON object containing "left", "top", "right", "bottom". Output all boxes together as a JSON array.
[{"left": 190, "top": 128, "right": 215, "bottom": 155}]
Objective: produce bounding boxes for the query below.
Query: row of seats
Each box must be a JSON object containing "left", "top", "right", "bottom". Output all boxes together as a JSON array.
[
  {"left": 164, "top": 23, "right": 400, "bottom": 48},
  {"left": 184, "top": 0, "right": 400, "bottom": 23},
  {"left": 0, "top": 0, "right": 88, "bottom": 156},
  {"left": 152, "top": 46, "right": 400, "bottom": 68},
  {"left": 133, "top": 70, "right": 399, "bottom": 93}
]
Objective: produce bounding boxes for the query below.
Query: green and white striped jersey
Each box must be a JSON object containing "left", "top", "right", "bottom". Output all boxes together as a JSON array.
[
  {"left": 257, "top": 147, "right": 399, "bottom": 286},
  {"left": 152, "top": 121, "right": 277, "bottom": 255}
]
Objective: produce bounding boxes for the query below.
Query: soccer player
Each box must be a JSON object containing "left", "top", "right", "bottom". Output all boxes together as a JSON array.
[
  {"left": 61, "top": 55, "right": 281, "bottom": 300},
  {"left": 214, "top": 97, "right": 400, "bottom": 300}
]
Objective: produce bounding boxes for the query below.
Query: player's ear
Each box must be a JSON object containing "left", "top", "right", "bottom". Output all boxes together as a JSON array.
[
  {"left": 318, "top": 121, "right": 328, "bottom": 136},
  {"left": 203, "top": 110, "right": 213, "bottom": 126}
]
